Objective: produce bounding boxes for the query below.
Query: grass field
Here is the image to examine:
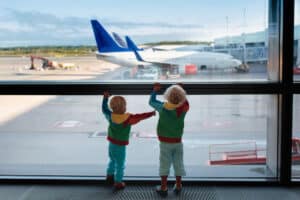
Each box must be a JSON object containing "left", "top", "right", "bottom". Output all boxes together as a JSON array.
[
  {"left": 0, "top": 46, "right": 97, "bottom": 57},
  {"left": 0, "top": 41, "right": 211, "bottom": 57}
]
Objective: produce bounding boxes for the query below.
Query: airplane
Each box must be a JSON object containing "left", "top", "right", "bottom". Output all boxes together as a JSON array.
[
  {"left": 90, "top": 20, "right": 249, "bottom": 78},
  {"left": 112, "top": 32, "right": 127, "bottom": 48}
]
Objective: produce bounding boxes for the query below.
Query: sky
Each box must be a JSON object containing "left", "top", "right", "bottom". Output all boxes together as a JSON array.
[{"left": 0, "top": 0, "right": 296, "bottom": 47}]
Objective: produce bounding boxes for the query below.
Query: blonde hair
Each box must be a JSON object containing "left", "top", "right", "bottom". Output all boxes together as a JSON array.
[
  {"left": 109, "top": 96, "right": 126, "bottom": 114},
  {"left": 164, "top": 85, "right": 186, "bottom": 105}
]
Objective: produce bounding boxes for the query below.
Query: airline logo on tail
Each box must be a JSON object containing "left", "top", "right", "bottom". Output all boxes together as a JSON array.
[
  {"left": 112, "top": 32, "right": 127, "bottom": 48},
  {"left": 91, "top": 19, "right": 144, "bottom": 61}
]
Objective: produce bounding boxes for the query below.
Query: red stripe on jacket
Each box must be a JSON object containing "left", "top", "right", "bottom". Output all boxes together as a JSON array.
[
  {"left": 123, "top": 111, "right": 155, "bottom": 126},
  {"left": 176, "top": 100, "right": 189, "bottom": 117},
  {"left": 107, "top": 136, "right": 129, "bottom": 146},
  {"left": 158, "top": 136, "right": 182, "bottom": 143}
]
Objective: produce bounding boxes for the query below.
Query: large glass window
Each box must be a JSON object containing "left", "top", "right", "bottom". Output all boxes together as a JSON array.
[
  {"left": 294, "top": 0, "right": 300, "bottom": 81},
  {"left": 292, "top": 95, "right": 300, "bottom": 180},
  {"left": 292, "top": 0, "right": 300, "bottom": 181},
  {"left": 0, "top": 95, "right": 277, "bottom": 179},
  {"left": 0, "top": 0, "right": 270, "bottom": 82},
  {"left": 0, "top": 0, "right": 294, "bottom": 183}
]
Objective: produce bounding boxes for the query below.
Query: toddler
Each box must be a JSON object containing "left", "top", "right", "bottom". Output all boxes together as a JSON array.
[
  {"left": 149, "top": 83, "right": 189, "bottom": 197},
  {"left": 102, "top": 91, "right": 155, "bottom": 190}
]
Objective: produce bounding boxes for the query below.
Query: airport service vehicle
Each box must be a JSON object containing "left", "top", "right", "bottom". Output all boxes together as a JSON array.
[
  {"left": 90, "top": 20, "right": 248, "bottom": 78},
  {"left": 29, "top": 55, "right": 77, "bottom": 70},
  {"left": 208, "top": 137, "right": 300, "bottom": 165}
]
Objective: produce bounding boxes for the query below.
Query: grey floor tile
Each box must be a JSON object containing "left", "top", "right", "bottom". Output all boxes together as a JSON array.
[{"left": 0, "top": 184, "right": 300, "bottom": 200}]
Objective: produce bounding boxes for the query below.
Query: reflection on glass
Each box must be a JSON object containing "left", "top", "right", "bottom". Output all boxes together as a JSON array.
[
  {"left": 0, "top": 0, "right": 270, "bottom": 82},
  {"left": 292, "top": 95, "right": 300, "bottom": 179},
  {"left": 0, "top": 95, "right": 276, "bottom": 179},
  {"left": 294, "top": 0, "right": 300, "bottom": 80}
]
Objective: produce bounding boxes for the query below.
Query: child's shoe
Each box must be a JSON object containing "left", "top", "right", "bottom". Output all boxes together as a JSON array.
[
  {"left": 156, "top": 185, "right": 168, "bottom": 198},
  {"left": 173, "top": 184, "right": 182, "bottom": 195},
  {"left": 106, "top": 175, "right": 114, "bottom": 185},
  {"left": 114, "top": 182, "right": 126, "bottom": 190}
]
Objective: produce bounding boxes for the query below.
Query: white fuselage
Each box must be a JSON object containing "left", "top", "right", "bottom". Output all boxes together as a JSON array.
[{"left": 96, "top": 49, "right": 243, "bottom": 74}]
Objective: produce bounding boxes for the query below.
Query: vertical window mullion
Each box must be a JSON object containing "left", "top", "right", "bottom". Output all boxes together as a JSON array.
[{"left": 279, "top": 0, "right": 294, "bottom": 185}]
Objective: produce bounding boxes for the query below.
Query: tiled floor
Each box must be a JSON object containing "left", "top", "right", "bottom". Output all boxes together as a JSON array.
[{"left": 1, "top": 183, "right": 300, "bottom": 200}]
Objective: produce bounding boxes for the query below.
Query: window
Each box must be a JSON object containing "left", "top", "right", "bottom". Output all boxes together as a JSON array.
[
  {"left": 292, "top": 95, "right": 300, "bottom": 180},
  {"left": 293, "top": 0, "right": 300, "bottom": 181},
  {"left": 0, "top": 0, "right": 271, "bottom": 83},
  {"left": 0, "top": 0, "right": 295, "bottom": 183},
  {"left": 293, "top": 0, "right": 300, "bottom": 81},
  {"left": 0, "top": 95, "right": 277, "bottom": 179}
]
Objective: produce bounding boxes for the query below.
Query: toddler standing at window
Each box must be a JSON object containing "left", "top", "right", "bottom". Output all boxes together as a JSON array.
[
  {"left": 149, "top": 83, "right": 189, "bottom": 197},
  {"left": 102, "top": 91, "right": 155, "bottom": 190}
]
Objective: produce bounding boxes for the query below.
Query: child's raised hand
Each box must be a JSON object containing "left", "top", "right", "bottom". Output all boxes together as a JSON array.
[
  {"left": 153, "top": 83, "right": 161, "bottom": 92},
  {"left": 103, "top": 91, "right": 110, "bottom": 98}
]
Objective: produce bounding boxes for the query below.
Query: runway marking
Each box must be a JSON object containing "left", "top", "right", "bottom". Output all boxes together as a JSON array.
[
  {"left": 89, "top": 131, "right": 157, "bottom": 138},
  {"left": 202, "top": 120, "right": 233, "bottom": 128},
  {"left": 89, "top": 131, "right": 107, "bottom": 138},
  {"left": 132, "top": 131, "right": 157, "bottom": 138},
  {"left": 55, "top": 120, "right": 82, "bottom": 128}
]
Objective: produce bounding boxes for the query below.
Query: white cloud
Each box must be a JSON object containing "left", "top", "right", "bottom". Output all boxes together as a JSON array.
[
  {"left": 296, "top": 1, "right": 300, "bottom": 25},
  {"left": 0, "top": 8, "right": 269, "bottom": 47}
]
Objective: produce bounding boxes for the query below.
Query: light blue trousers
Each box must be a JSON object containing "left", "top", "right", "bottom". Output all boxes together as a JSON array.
[
  {"left": 159, "top": 142, "right": 186, "bottom": 176},
  {"left": 106, "top": 142, "right": 126, "bottom": 183}
]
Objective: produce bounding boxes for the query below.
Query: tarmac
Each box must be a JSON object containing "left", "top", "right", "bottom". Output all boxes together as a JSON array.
[{"left": 0, "top": 56, "right": 299, "bottom": 180}]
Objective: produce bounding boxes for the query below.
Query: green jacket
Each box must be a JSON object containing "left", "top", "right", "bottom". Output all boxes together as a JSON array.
[
  {"left": 149, "top": 92, "right": 189, "bottom": 143},
  {"left": 102, "top": 97, "right": 155, "bottom": 145}
]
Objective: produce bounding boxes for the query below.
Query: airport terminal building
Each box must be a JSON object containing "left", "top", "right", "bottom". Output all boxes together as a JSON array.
[{"left": 211, "top": 25, "right": 300, "bottom": 66}]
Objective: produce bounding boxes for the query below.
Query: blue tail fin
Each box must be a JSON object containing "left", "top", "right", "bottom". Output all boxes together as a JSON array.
[
  {"left": 125, "top": 36, "right": 141, "bottom": 51},
  {"left": 90, "top": 20, "right": 129, "bottom": 52},
  {"left": 112, "top": 32, "right": 127, "bottom": 48},
  {"left": 125, "top": 36, "right": 144, "bottom": 61}
]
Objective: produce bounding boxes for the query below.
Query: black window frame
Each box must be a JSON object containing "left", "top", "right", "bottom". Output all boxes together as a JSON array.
[{"left": 0, "top": 0, "right": 297, "bottom": 186}]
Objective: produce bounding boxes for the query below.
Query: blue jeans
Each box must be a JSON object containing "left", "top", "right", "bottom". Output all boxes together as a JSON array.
[{"left": 106, "top": 142, "right": 126, "bottom": 183}]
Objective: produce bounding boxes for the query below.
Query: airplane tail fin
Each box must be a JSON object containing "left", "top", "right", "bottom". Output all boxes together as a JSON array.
[
  {"left": 125, "top": 36, "right": 141, "bottom": 51},
  {"left": 90, "top": 20, "right": 128, "bottom": 52},
  {"left": 112, "top": 32, "right": 127, "bottom": 48},
  {"left": 125, "top": 36, "right": 144, "bottom": 61}
]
